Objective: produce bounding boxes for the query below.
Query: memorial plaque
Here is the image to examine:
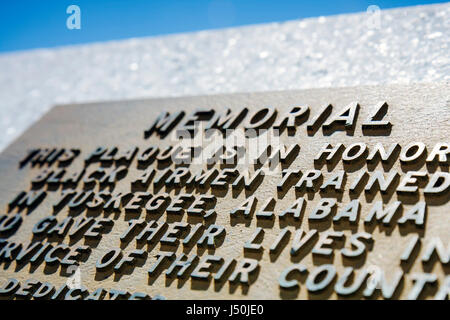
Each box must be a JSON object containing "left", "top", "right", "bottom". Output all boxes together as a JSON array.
[{"left": 0, "top": 83, "right": 448, "bottom": 300}]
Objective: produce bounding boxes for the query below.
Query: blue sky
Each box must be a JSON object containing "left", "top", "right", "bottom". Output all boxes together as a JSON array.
[{"left": 0, "top": 0, "right": 446, "bottom": 52}]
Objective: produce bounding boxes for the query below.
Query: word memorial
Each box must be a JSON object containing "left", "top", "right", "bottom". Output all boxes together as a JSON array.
[{"left": 0, "top": 84, "right": 448, "bottom": 300}]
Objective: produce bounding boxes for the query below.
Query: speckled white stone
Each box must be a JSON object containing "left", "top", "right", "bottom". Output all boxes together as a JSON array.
[{"left": 0, "top": 3, "right": 448, "bottom": 152}]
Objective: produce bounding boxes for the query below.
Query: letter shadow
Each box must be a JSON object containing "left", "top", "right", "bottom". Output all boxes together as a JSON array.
[
  {"left": 279, "top": 272, "right": 308, "bottom": 300},
  {"left": 228, "top": 266, "right": 260, "bottom": 295}
]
